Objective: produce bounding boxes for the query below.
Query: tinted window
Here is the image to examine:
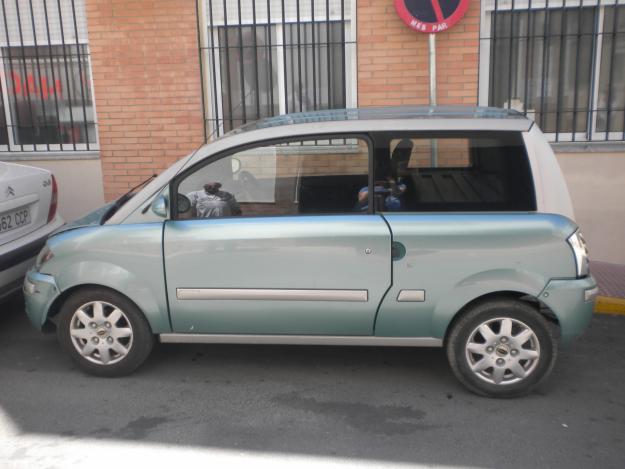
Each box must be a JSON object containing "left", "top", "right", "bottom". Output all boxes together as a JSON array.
[
  {"left": 175, "top": 137, "right": 370, "bottom": 219},
  {"left": 371, "top": 132, "right": 535, "bottom": 212}
]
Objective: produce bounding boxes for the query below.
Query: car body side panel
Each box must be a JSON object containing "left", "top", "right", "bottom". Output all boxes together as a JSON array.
[
  {"left": 376, "top": 213, "right": 578, "bottom": 338},
  {"left": 41, "top": 224, "right": 170, "bottom": 333},
  {"left": 164, "top": 215, "right": 391, "bottom": 335},
  {"left": 523, "top": 126, "right": 575, "bottom": 220}
]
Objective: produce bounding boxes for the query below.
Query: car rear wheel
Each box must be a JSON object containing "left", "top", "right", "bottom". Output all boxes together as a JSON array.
[
  {"left": 56, "top": 288, "right": 154, "bottom": 376},
  {"left": 446, "top": 298, "right": 557, "bottom": 398}
]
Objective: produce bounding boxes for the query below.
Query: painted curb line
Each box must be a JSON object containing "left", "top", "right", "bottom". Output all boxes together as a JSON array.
[{"left": 594, "top": 296, "right": 625, "bottom": 315}]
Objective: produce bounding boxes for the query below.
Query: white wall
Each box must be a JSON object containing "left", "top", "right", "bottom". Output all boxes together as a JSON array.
[
  {"left": 556, "top": 151, "right": 625, "bottom": 264},
  {"left": 18, "top": 157, "right": 105, "bottom": 222}
]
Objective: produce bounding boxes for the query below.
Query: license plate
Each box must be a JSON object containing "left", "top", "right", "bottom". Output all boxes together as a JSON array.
[{"left": 0, "top": 207, "right": 31, "bottom": 234}]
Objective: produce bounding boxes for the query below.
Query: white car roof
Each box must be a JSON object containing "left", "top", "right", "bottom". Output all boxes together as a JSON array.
[
  {"left": 230, "top": 106, "right": 530, "bottom": 133},
  {"left": 188, "top": 106, "right": 531, "bottom": 166}
]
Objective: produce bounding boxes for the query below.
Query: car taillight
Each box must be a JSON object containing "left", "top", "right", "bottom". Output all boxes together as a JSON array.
[
  {"left": 567, "top": 229, "right": 589, "bottom": 278},
  {"left": 47, "top": 175, "right": 58, "bottom": 223}
]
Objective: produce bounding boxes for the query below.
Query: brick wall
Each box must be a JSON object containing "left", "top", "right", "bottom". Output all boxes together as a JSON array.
[
  {"left": 86, "top": 0, "right": 205, "bottom": 201},
  {"left": 357, "top": 0, "right": 480, "bottom": 107}
]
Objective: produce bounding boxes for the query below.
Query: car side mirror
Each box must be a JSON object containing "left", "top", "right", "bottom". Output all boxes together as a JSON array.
[{"left": 151, "top": 194, "right": 168, "bottom": 218}]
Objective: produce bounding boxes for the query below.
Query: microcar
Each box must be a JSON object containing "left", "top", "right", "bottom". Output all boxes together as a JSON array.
[{"left": 23, "top": 107, "right": 597, "bottom": 397}]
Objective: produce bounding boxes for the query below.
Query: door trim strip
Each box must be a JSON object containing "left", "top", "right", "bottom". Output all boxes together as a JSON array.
[
  {"left": 176, "top": 288, "right": 369, "bottom": 302},
  {"left": 397, "top": 290, "right": 426, "bottom": 302},
  {"left": 159, "top": 334, "right": 443, "bottom": 347}
]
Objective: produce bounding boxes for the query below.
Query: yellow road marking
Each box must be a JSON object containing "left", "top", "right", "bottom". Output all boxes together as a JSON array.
[{"left": 594, "top": 296, "right": 625, "bottom": 315}]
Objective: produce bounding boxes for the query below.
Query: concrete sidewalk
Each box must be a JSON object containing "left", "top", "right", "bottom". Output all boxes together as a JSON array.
[{"left": 590, "top": 261, "right": 625, "bottom": 314}]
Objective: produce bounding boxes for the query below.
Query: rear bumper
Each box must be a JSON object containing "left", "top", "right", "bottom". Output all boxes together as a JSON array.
[
  {"left": 0, "top": 236, "right": 47, "bottom": 272},
  {"left": 23, "top": 269, "right": 60, "bottom": 330},
  {"left": 0, "top": 215, "right": 64, "bottom": 272},
  {"left": 0, "top": 216, "right": 64, "bottom": 298},
  {"left": 0, "top": 277, "right": 23, "bottom": 301},
  {"left": 540, "top": 275, "right": 598, "bottom": 345}
]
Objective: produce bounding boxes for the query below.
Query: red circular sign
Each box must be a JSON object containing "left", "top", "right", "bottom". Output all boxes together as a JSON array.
[{"left": 394, "top": 0, "right": 470, "bottom": 34}]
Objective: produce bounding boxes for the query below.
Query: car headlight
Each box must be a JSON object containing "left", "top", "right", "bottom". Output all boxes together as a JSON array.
[
  {"left": 35, "top": 245, "right": 54, "bottom": 271},
  {"left": 567, "top": 230, "right": 589, "bottom": 278}
]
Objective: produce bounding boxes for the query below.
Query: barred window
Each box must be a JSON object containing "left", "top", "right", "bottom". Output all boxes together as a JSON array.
[
  {"left": 201, "top": 0, "right": 355, "bottom": 137},
  {"left": 0, "top": 0, "right": 96, "bottom": 152},
  {"left": 481, "top": 1, "right": 625, "bottom": 142},
  {"left": 217, "top": 25, "right": 279, "bottom": 132},
  {"left": 283, "top": 22, "right": 346, "bottom": 114},
  {"left": 597, "top": 4, "right": 625, "bottom": 133}
]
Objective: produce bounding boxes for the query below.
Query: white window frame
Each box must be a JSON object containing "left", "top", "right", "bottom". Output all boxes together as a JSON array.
[
  {"left": 199, "top": 0, "right": 358, "bottom": 139},
  {"left": 479, "top": 0, "right": 624, "bottom": 142}
]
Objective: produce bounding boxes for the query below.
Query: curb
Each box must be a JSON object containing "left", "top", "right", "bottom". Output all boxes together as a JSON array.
[{"left": 594, "top": 296, "right": 625, "bottom": 315}]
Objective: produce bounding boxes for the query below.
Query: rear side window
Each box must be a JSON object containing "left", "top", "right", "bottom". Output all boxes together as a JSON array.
[{"left": 371, "top": 132, "right": 535, "bottom": 212}]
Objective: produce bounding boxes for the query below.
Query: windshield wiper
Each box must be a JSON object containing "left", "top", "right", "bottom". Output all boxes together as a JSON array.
[{"left": 101, "top": 174, "right": 157, "bottom": 223}]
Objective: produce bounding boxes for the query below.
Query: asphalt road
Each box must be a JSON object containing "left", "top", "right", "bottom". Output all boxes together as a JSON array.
[{"left": 1, "top": 293, "right": 624, "bottom": 468}]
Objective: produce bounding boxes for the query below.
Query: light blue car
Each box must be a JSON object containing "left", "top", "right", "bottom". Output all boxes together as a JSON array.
[{"left": 23, "top": 107, "right": 597, "bottom": 397}]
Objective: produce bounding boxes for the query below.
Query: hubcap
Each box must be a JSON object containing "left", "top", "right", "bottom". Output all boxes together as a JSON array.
[
  {"left": 69, "top": 301, "right": 133, "bottom": 365},
  {"left": 465, "top": 317, "right": 540, "bottom": 385}
]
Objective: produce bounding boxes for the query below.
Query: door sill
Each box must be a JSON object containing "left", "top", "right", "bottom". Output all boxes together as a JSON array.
[{"left": 158, "top": 334, "right": 443, "bottom": 347}]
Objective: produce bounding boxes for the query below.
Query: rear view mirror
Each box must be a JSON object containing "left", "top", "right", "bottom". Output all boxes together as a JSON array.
[
  {"left": 232, "top": 157, "right": 241, "bottom": 174},
  {"left": 151, "top": 194, "right": 168, "bottom": 218}
]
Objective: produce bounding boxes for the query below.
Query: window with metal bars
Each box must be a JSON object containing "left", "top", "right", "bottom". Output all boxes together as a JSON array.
[
  {"left": 200, "top": 0, "right": 355, "bottom": 138},
  {"left": 480, "top": 0, "right": 625, "bottom": 142},
  {"left": 0, "top": 0, "right": 96, "bottom": 153}
]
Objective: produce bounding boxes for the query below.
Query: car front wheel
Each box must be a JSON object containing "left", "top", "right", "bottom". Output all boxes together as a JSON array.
[
  {"left": 446, "top": 298, "right": 558, "bottom": 398},
  {"left": 56, "top": 288, "right": 154, "bottom": 376}
]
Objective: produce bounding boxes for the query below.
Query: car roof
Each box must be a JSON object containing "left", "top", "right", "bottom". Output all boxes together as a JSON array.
[
  {"left": 186, "top": 106, "right": 533, "bottom": 166},
  {"left": 228, "top": 106, "right": 529, "bottom": 135}
]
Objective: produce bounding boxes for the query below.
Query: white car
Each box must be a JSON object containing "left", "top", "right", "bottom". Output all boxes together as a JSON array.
[{"left": 0, "top": 162, "right": 64, "bottom": 300}]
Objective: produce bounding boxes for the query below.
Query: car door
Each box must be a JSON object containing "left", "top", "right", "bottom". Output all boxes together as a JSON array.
[{"left": 163, "top": 135, "right": 392, "bottom": 336}]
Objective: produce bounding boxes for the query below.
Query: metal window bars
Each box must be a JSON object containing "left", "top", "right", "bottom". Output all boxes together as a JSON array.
[
  {"left": 481, "top": 0, "right": 625, "bottom": 142},
  {"left": 0, "top": 0, "right": 96, "bottom": 153},
  {"left": 198, "top": 0, "right": 354, "bottom": 140}
]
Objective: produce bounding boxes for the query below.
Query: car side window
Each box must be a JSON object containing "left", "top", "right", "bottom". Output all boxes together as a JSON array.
[
  {"left": 371, "top": 132, "right": 536, "bottom": 212},
  {"left": 174, "top": 137, "right": 370, "bottom": 219}
]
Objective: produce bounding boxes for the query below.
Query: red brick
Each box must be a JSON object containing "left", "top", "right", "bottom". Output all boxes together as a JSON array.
[
  {"left": 87, "top": 0, "right": 204, "bottom": 200},
  {"left": 357, "top": 0, "right": 479, "bottom": 109}
]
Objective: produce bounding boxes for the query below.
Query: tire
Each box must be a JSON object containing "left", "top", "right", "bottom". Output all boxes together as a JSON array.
[
  {"left": 56, "top": 287, "right": 154, "bottom": 377},
  {"left": 446, "top": 298, "right": 558, "bottom": 398}
]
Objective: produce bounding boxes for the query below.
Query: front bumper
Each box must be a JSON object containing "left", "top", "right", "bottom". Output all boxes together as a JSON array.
[
  {"left": 23, "top": 269, "right": 60, "bottom": 330},
  {"left": 0, "top": 215, "right": 64, "bottom": 298},
  {"left": 539, "top": 275, "right": 598, "bottom": 345}
]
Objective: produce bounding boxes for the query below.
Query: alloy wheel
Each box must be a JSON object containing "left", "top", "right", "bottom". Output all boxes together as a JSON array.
[
  {"left": 465, "top": 317, "right": 540, "bottom": 385},
  {"left": 69, "top": 301, "right": 134, "bottom": 365}
]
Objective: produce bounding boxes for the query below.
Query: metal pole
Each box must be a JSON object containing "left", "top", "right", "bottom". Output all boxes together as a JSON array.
[{"left": 429, "top": 33, "right": 438, "bottom": 166}]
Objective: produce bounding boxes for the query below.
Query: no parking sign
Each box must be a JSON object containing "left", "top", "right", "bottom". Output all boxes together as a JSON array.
[{"left": 394, "top": 0, "right": 470, "bottom": 33}]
